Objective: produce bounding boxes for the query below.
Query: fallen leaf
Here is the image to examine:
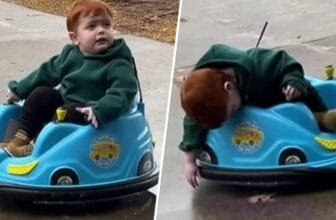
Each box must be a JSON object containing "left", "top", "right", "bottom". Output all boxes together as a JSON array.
[{"left": 247, "top": 193, "right": 276, "bottom": 204}]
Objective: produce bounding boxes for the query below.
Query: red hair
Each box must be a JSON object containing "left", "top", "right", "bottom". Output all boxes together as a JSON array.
[
  {"left": 181, "top": 68, "right": 235, "bottom": 128},
  {"left": 66, "top": 0, "right": 113, "bottom": 32}
]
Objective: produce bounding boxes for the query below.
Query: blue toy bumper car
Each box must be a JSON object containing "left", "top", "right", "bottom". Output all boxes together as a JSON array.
[
  {"left": 0, "top": 100, "right": 158, "bottom": 203},
  {"left": 197, "top": 76, "right": 336, "bottom": 187}
]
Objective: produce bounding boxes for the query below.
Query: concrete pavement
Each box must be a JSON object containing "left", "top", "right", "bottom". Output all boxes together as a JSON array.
[
  {"left": 0, "top": 1, "right": 174, "bottom": 219},
  {"left": 175, "top": 0, "right": 336, "bottom": 67},
  {"left": 157, "top": 0, "right": 336, "bottom": 219}
]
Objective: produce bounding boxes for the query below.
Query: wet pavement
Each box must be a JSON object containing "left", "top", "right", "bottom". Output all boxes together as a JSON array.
[
  {"left": 0, "top": 1, "right": 173, "bottom": 219},
  {"left": 157, "top": 0, "right": 336, "bottom": 219},
  {"left": 0, "top": 192, "right": 155, "bottom": 220}
]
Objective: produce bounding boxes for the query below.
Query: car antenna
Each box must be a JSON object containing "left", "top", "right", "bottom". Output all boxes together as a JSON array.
[{"left": 255, "top": 21, "right": 268, "bottom": 48}]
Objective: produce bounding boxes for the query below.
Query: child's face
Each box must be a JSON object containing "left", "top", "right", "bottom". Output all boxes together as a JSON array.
[{"left": 69, "top": 13, "right": 114, "bottom": 54}]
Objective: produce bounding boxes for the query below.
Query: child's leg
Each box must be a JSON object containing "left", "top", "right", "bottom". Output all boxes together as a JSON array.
[
  {"left": 314, "top": 111, "right": 336, "bottom": 131},
  {"left": 301, "top": 84, "right": 336, "bottom": 131},
  {"left": 1, "top": 86, "right": 63, "bottom": 156},
  {"left": 20, "top": 86, "right": 64, "bottom": 137}
]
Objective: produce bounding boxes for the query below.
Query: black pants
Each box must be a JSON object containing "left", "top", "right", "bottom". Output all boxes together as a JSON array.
[
  {"left": 300, "top": 84, "right": 327, "bottom": 113},
  {"left": 20, "top": 86, "right": 88, "bottom": 138}
]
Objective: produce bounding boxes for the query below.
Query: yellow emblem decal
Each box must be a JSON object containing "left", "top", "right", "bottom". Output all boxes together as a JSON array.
[
  {"left": 232, "top": 121, "right": 264, "bottom": 153},
  {"left": 90, "top": 135, "right": 120, "bottom": 168}
]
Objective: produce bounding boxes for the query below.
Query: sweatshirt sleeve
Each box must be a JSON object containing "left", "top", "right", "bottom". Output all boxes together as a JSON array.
[
  {"left": 90, "top": 59, "right": 138, "bottom": 124},
  {"left": 278, "top": 50, "right": 309, "bottom": 96},
  {"left": 8, "top": 46, "right": 70, "bottom": 99},
  {"left": 179, "top": 115, "right": 208, "bottom": 151}
]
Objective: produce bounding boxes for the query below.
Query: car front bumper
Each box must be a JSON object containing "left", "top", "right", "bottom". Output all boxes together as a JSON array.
[
  {"left": 197, "top": 160, "right": 336, "bottom": 188},
  {"left": 0, "top": 165, "right": 159, "bottom": 204}
]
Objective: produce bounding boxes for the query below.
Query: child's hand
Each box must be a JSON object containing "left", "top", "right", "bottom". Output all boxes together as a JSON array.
[
  {"left": 5, "top": 90, "right": 19, "bottom": 103},
  {"left": 185, "top": 161, "right": 199, "bottom": 188},
  {"left": 184, "top": 151, "right": 200, "bottom": 188},
  {"left": 282, "top": 85, "right": 301, "bottom": 101},
  {"left": 76, "top": 106, "right": 99, "bottom": 128}
]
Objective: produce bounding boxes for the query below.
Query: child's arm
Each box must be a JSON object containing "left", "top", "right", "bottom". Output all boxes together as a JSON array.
[
  {"left": 274, "top": 50, "right": 309, "bottom": 97},
  {"left": 179, "top": 115, "right": 207, "bottom": 187},
  {"left": 179, "top": 115, "right": 207, "bottom": 151},
  {"left": 88, "top": 60, "right": 138, "bottom": 125},
  {"left": 249, "top": 48, "right": 309, "bottom": 98},
  {"left": 184, "top": 150, "right": 200, "bottom": 188},
  {"left": 8, "top": 45, "right": 72, "bottom": 99}
]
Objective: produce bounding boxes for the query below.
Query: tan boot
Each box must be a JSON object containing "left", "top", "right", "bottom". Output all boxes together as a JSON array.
[
  {"left": 314, "top": 110, "right": 336, "bottom": 131},
  {"left": 1, "top": 129, "right": 33, "bottom": 157}
]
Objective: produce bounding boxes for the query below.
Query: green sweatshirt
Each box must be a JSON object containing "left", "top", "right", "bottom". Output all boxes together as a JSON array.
[
  {"left": 180, "top": 44, "right": 315, "bottom": 151},
  {"left": 9, "top": 38, "right": 138, "bottom": 125}
]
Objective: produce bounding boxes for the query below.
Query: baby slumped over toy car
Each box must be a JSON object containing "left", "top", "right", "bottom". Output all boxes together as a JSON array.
[{"left": 179, "top": 44, "right": 336, "bottom": 188}]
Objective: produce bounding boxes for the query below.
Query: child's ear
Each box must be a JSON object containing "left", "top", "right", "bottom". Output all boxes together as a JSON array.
[
  {"left": 68, "top": 32, "right": 79, "bottom": 45},
  {"left": 223, "top": 81, "right": 234, "bottom": 91}
]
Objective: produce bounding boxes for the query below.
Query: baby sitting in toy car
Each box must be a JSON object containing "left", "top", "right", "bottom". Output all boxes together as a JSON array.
[
  {"left": 179, "top": 44, "right": 336, "bottom": 188},
  {"left": 1, "top": 0, "right": 138, "bottom": 157}
]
